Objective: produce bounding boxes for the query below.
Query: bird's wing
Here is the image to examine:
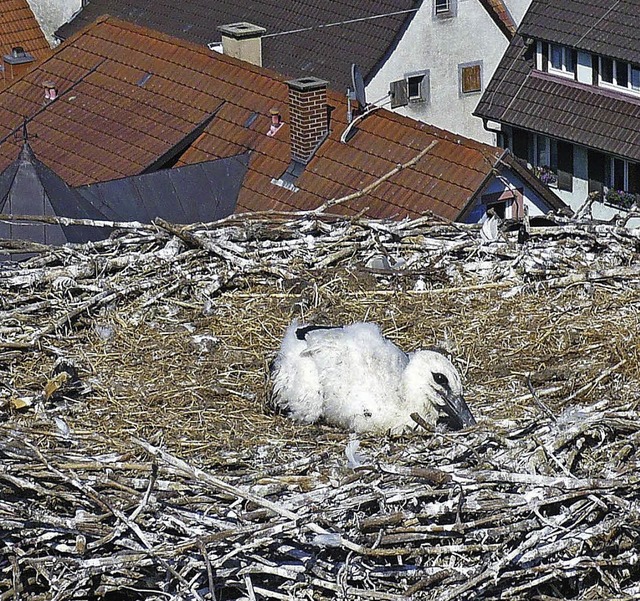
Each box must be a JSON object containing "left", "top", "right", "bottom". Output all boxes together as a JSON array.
[
  {"left": 270, "top": 321, "right": 324, "bottom": 423},
  {"left": 304, "top": 323, "right": 409, "bottom": 430}
]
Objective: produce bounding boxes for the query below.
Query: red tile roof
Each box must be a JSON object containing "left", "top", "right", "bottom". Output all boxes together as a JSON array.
[
  {"left": 479, "top": 0, "right": 517, "bottom": 39},
  {"left": 0, "top": 16, "right": 517, "bottom": 220},
  {"left": 0, "top": 0, "right": 50, "bottom": 58},
  {"left": 55, "top": 0, "right": 421, "bottom": 92}
]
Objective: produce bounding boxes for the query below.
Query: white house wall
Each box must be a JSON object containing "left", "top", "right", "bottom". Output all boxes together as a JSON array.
[
  {"left": 26, "top": 0, "right": 82, "bottom": 45},
  {"left": 366, "top": 0, "right": 517, "bottom": 144}
]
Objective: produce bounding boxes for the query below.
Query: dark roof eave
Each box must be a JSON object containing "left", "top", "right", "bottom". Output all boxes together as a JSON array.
[
  {"left": 455, "top": 149, "right": 504, "bottom": 221},
  {"left": 499, "top": 151, "right": 571, "bottom": 213}
]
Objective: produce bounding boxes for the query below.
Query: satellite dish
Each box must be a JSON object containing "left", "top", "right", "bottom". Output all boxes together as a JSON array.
[{"left": 351, "top": 64, "right": 367, "bottom": 108}]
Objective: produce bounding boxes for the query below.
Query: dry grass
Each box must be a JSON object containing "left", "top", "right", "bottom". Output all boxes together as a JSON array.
[{"left": 1, "top": 214, "right": 639, "bottom": 599}]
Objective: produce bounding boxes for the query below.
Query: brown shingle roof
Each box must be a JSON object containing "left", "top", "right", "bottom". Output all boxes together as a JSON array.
[
  {"left": 54, "top": 0, "right": 421, "bottom": 92},
  {"left": 518, "top": 0, "right": 640, "bottom": 65},
  {"left": 0, "top": 0, "right": 50, "bottom": 58},
  {"left": 475, "top": 25, "right": 640, "bottom": 163},
  {"left": 0, "top": 16, "right": 547, "bottom": 221}
]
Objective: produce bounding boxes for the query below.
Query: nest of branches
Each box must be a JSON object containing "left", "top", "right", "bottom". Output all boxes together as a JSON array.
[{"left": 0, "top": 212, "right": 639, "bottom": 600}]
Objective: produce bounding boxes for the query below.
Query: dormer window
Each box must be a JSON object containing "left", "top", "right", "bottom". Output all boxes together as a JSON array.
[
  {"left": 599, "top": 57, "right": 640, "bottom": 95},
  {"left": 548, "top": 44, "right": 575, "bottom": 78}
]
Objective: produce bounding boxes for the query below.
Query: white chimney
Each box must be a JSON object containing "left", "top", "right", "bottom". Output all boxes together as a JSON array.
[{"left": 217, "top": 22, "right": 266, "bottom": 67}]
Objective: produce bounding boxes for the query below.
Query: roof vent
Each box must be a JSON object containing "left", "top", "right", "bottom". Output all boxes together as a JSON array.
[
  {"left": 42, "top": 80, "right": 58, "bottom": 102},
  {"left": 267, "top": 108, "right": 283, "bottom": 137},
  {"left": 217, "top": 22, "right": 266, "bottom": 67}
]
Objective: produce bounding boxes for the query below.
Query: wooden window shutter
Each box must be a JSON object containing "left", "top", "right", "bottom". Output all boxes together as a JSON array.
[
  {"left": 462, "top": 64, "right": 481, "bottom": 93},
  {"left": 390, "top": 79, "right": 408, "bottom": 108}
]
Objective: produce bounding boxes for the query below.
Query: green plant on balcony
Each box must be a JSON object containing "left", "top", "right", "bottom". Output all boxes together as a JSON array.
[
  {"left": 605, "top": 188, "right": 638, "bottom": 210},
  {"left": 532, "top": 165, "right": 558, "bottom": 187}
]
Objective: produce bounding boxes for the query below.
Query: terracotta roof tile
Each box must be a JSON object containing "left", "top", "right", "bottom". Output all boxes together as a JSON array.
[
  {"left": 0, "top": 16, "right": 524, "bottom": 220},
  {"left": 0, "top": 0, "right": 50, "bottom": 59},
  {"left": 56, "top": 0, "right": 421, "bottom": 91}
]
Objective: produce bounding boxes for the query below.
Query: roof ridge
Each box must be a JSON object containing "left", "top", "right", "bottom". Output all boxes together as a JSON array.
[
  {"left": 95, "top": 16, "right": 290, "bottom": 84},
  {"left": 477, "top": 0, "right": 517, "bottom": 40}
]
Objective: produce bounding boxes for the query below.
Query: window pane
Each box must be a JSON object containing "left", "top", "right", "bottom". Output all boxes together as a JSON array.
[
  {"left": 537, "top": 135, "right": 549, "bottom": 166},
  {"left": 435, "top": 0, "right": 450, "bottom": 13},
  {"left": 407, "top": 75, "right": 422, "bottom": 98},
  {"left": 632, "top": 65, "right": 640, "bottom": 90},
  {"left": 461, "top": 64, "right": 481, "bottom": 93},
  {"left": 565, "top": 49, "right": 575, "bottom": 73},
  {"left": 550, "top": 44, "right": 563, "bottom": 70},
  {"left": 613, "top": 158, "right": 625, "bottom": 190},
  {"left": 629, "top": 162, "right": 640, "bottom": 194},
  {"left": 601, "top": 57, "right": 613, "bottom": 83},
  {"left": 550, "top": 139, "right": 558, "bottom": 171},
  {"left": 616, "top": 61, "right": 629, "bottom": 87}
]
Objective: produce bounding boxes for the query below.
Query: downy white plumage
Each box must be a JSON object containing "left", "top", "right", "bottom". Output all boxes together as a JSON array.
[{"left": 270, "top": 321, "right": 476, "bottom": 434}]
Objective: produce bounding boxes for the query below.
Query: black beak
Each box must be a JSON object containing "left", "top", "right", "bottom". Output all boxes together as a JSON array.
[{"left": 439, "top": 392, "right": 476, "bottom": 430}]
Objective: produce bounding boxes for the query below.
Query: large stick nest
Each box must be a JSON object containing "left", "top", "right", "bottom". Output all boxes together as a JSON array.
[{"left": 1, "top": 212, "right": 639, "bottom": 600}]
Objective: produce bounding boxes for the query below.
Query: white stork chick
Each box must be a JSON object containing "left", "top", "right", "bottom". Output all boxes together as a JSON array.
[{"left": 269, "top": 321, "right": 476, "bottom": 434}]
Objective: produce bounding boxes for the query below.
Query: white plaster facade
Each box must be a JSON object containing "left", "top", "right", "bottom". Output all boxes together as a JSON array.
[
  {"left": 26, "top": 0, "right": 82, "bottom": 46},
  {"left": 366, "top": 0, "right": 531, "bottom": 145}
]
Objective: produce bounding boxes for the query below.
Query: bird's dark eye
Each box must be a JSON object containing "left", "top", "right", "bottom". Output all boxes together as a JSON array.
[{"left": 433, "top": 372, "right": 449, "bottom": 387}]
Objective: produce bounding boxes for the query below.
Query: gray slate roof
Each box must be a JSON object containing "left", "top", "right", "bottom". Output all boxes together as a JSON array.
[
  {"left": 0, "top": 139, "right": 249, "bottom": 247},
  {"left": 77, "top": 152, "right": 250, "bottom": 223},
  {"left": 55, "top": 0, "right": 421, "bottom": 92},
  {"left": 0, "top": 142, "right": 108, "bottom": 246},
  {"left": 475, "top": 0, "right": 640, "bottom": 163}
]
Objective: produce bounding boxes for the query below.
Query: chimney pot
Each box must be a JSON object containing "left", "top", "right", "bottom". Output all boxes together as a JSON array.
[
  {"left": 3, "top": 47, "right": 35, "bottom": 80},
  {"left": 43, "top": 80, "right": 58, "bottom": 102},
  {"left": 267, "top": 108, "right": 283, "bottom": 137}
]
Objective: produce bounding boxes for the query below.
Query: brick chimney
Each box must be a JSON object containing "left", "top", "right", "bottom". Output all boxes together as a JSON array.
[
  {"left": 3, "top": 47, "right": 35, "bottom": 81},
  {"left": 287, "top": 77, "right": 329, "bottom": 165},
  {"left": 217, "top": 22, "right": 266, "bottom": 67}
]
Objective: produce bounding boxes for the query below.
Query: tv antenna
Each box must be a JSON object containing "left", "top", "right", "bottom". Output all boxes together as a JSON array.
[{"left": 347, "top": 64, "right": 368, "bottom": 122}]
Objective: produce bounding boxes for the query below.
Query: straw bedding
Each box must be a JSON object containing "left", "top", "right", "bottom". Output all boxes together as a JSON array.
[{"left": 0, "top": 212, "right": 639, "bottom": 600}]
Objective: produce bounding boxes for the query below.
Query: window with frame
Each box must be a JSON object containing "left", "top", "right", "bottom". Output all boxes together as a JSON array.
[
  {"left": 599, "top": 56, "right": 640, "bottom": 94},
  {"left": 434, "top": 0, "right": 455, "bottom": 17},
  {"left": 548, "top": 43, "right": 575, "bottom": 77},
  {"left": 389, "top": 70, "right": 430, "bottom": 108},
  {"left": 606, "top": 158, "right": 640, "bottom": 193},
  {"left": 460, "top": 62, "right": 482, "bottom": 94},
  {"left": 601, "top": 157, "right": 640, "bottom": 209},
  {"left": 407, "top": 71, "right": 429, "bottom": 103}
]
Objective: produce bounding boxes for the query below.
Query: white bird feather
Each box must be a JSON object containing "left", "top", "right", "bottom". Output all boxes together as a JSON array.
[{"left": 270, "top": 321, "right": 475, "bottom": 434}]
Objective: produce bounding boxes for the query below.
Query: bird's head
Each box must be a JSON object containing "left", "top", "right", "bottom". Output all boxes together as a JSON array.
[{"left": 404, "top": 350, "right": 476, "bottom": 430}]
